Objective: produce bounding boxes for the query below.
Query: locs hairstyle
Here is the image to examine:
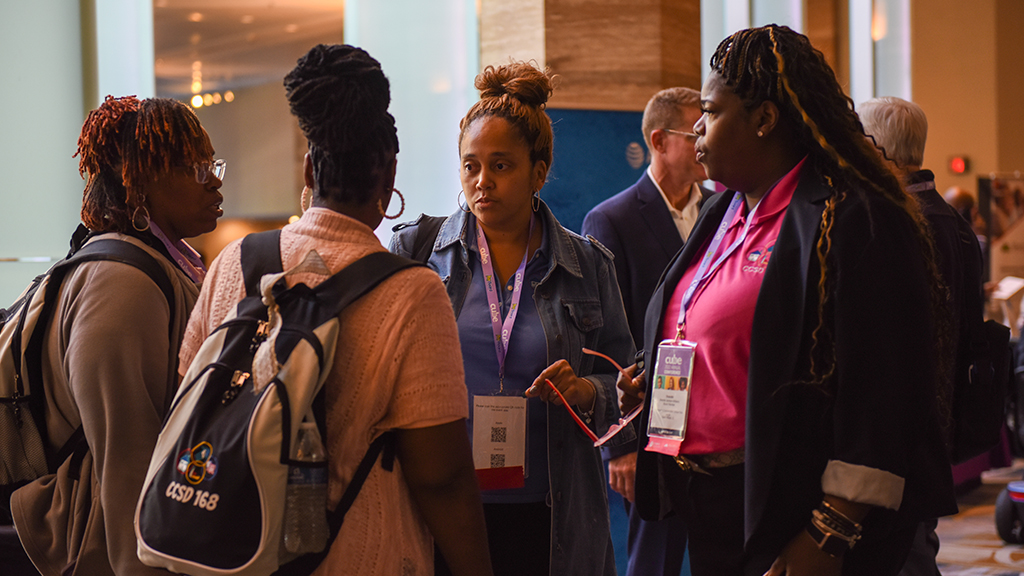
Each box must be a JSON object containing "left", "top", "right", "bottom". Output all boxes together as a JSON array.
[
  {"left": 77, "top": 96, "right": 214, "bottom": 233},
  {"left": 710, "top": 25, "right": 949, "bottom": 398},
  {"left": 284, "top": 44, "right": 398, "bottom": 205}
]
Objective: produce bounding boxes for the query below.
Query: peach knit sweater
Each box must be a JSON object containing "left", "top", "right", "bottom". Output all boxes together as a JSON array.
[{"left": 180, "top": 208, "right": 468, "bottom": 575}]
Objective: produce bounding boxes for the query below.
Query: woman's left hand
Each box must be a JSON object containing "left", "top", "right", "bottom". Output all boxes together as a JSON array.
[
  {"left": 763, "top": 531, "right": 841, "bottom": 576},
  {"left": 526, "top": 359, "right": 596, "bottom": 411}
]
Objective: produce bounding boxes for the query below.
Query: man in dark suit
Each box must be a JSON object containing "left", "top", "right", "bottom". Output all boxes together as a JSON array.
[{"left": 582, "top": 87, "right": 711, "bottom": 576}]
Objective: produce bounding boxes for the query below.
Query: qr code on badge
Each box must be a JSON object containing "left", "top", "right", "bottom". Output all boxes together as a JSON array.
[
  {"left": 490, "top": 453, "right": 505, "bottom": 468},
  {"left": 490, "top": 426, "right": 507, "bottom": 443}
]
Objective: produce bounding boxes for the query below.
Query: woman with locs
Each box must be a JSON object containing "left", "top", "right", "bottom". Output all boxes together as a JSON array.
[
  {"left": 391, "top": 61, "right": 634, "bottom": 576},
  {"left": 619, "top": 25, "right": 956, "bottom": 575},
  {"left": 179, "top": 45, "right": 493, "bottom": 576},
  {"left": 10, "top": 96, "right": 224, "bottom": 575}
]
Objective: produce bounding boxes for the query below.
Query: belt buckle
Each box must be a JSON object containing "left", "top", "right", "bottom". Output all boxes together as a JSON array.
[{"left": 673, "top": 455, "right": 711, "bottom": 476}]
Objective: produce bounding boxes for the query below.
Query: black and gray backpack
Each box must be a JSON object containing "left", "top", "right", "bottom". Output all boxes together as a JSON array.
[{"left": 135, "top": 230, "right": 419, "bottom": 576}]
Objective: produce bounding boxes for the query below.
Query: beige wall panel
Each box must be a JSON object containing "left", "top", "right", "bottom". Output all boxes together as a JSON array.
[
  {"left": 481, "top": 0, "right": 700, "bottom": 111},
  {"left": 480, "top": 0, "right": 546, "bottom": 68},
  {"left": 913, "top": 0, "right": 999, "bottom": 194},
  {"left": 996, "top": 0, "right": 1024, "bottom": 174}
]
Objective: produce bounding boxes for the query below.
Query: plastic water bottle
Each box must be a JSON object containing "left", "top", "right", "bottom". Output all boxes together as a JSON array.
[{"left": 283, "top": 421, "right": 329, "bottom": 554}]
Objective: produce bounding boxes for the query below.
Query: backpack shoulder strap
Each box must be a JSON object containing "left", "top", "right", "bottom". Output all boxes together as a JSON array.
[
  {"left": 23, "top": 237, "right": 176, "bottom": 472},
  {"left": 313, "top": 251, "right": 424, "bottom": 320},
  {"left": 241, "top": 230, "right": 284, "bottom": 297},
  {"left": 329, "top": 431, "right": 395, "bottom": 533},
  {"left": 411, "top": 215, "right": 446, "bottom": 264}
]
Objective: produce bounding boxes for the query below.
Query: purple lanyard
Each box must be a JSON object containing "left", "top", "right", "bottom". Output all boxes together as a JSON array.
[
  {"left": 476, "top": 215, "right": 535, "bottom": 392},
  {"left": 149, "top": 220, "right": 208, "bottom": 284},
  {"left": 674, "top": 192, "right": 761, "bottom": 340}
]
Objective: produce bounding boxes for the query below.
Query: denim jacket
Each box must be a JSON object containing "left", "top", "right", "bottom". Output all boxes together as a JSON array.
[{"left": 390, "top": 201, "right": 635, "bottom": 576}]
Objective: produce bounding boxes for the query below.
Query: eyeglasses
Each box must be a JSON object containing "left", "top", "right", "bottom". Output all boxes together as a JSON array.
[
  {"left": 545, "top": 348, "right": 644, "bottom": 447},
  {"left": 663, "top": 129, "right": 698, "bottom": 142},
  {"left": 192, "top": 159, "right": 226, "bottom": 184}
]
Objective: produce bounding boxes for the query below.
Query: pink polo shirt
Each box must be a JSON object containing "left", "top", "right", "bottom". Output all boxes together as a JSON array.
[{"left": 660, "top": 158, "right": 805, "bottom": 455}]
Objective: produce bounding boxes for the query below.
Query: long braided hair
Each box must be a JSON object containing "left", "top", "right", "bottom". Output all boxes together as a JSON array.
[
  {"left": 710, "top": 25, "right": 950, "bottom": 403},
  {"left": 284, "top": 44, "right": 399, "bottom": 205},
  {"left": 77, "top": 95, "right": 214, "bottom": 232}
]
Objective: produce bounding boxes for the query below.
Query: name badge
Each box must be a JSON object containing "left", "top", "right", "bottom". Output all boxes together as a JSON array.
[
  {"left": 645, "top": 340, "right": 696, "bottom": 456},
  {"left": 472, "top": 395, "right": 527, "bottom": 490}
]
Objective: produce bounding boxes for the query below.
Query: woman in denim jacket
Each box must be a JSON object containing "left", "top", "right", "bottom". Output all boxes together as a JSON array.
[{"left": 390, "top": 61, "right": 634, "bottom": 576}]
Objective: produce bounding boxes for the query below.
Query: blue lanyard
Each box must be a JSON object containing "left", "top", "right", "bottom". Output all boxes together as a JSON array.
[
  {"left": 674, "top": 192, "right": 761, "bottom": 340},
  {"left": 476, "top": 215, "right": 535, "bottom": 392}
]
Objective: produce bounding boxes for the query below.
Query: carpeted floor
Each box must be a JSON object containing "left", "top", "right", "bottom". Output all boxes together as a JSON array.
[{"left": 937, "top": 475, "right": 1024, "bottom": 575}]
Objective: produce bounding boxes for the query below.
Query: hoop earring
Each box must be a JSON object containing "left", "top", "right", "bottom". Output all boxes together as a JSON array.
[
  {"left": 300, "top": 186, "right": 312, "bottom": 213},
  {"left": 131, "top": 202, "right": 150, "bottom": 232},
  {"left": 532, "top": 191, "right": 541, "bottom": 212},
  {"left": 458, "top": 190, "right": 471, "bottom": 213},
  {"left": 378, "top": 188, "right": 406, "bottom": 220}
]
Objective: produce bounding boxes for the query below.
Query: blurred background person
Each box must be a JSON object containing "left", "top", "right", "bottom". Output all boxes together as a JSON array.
[
  {"left": 582, "top": 86, "right": 712, "bottom": 576},
  {"left": 180, "top": 44, "right": 492, "bottom": 576},
  {"left": 391, "top": 60, "right": 634, "bottom": 576},
  {"left": 10, "top": 95, "right": 223, "bottom": 575},
  {"left": 860, "top": 95, "right": 985, "bottom": 576}
]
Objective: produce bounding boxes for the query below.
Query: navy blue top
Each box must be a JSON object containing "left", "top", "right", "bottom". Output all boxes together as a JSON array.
[{"left": 458, "top": 222, "right": 550, "bottom": 503}]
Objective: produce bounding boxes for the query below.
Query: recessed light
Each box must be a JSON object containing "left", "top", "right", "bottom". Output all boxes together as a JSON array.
[
  {"left": 188, "top": 12, "right": 203, "bottom": 23},
  {"left": 285, "top": 24, "right": 299, "bottom": 33},
  {"left": 224, "top": 91, "right": 235, "bottom": 103},
  {"left": 241, "top": 15, "right": 255, "bottom": 24},
  {"left": 191, "top": 95, "right": 204, "bottom": 108}
]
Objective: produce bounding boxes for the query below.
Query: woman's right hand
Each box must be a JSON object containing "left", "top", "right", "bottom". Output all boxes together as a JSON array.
[{"left": 617, "top": 364, "right": 645, "bottom": 415}]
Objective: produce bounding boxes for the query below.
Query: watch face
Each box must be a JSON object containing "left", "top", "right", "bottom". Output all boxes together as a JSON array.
[{"left": 806, "top": 524, "right": 848, "bottom": 557}]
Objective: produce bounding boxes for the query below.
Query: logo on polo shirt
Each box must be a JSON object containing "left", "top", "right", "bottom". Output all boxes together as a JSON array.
[{"left": 742, "top": 244, "right": 775, "bottom": 274}]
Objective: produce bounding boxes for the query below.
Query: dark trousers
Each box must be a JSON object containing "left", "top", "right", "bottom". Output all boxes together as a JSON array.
[
  {"left": 624, "top": 500, "right": 688, "bottom": 576},
  {"left": 662, "top": 458, "right": 920, "bottom": 576},
  {"left": 664, "top": 460, "right": 746, "bottom": 576},
  {"left": 435, "top": 501, "right": 551, "bottom": 576}
]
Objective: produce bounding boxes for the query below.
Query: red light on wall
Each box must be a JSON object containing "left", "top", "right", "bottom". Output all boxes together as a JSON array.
[{"left": 948, "top": 155, "right": 970, "bottom": 174}]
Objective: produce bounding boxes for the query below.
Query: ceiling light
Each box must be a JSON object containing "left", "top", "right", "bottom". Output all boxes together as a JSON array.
[
  {"left": 191, "top": 80, "right": 203, "bottom": 94},
  {"left": 192, "top": 60, "right": 202, "bottom": 71},
  {"left": 188, "top": 12, "right": 203, "bottom": 23},
  {"left": 224, "top": 91, "right": 235, "bottom": 103},
  {"left": 191, "top": 95, "right": 204, "bottom": 108},
  {"left": 285, "top": 24, "right": 299, "bottom": 33},
  {"left": 241, "top": 15, "right": 255, "bottom": 24},
  {"left": 212, "top": 93, "right": 222, "bottom": 104},
  {"left": 203, "top": 94, "right": 214, "bottom": 107}
]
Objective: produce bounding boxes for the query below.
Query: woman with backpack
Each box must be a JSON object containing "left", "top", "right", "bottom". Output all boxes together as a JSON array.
[
  {"left": 390, "top": 61, "right": 634, "bottom": 576},
  {"left": 178, "top": 44, "right": 493, "bottom": 576},
  {"left": 10, "top": 96, "right": 224, "bottom": 575}
]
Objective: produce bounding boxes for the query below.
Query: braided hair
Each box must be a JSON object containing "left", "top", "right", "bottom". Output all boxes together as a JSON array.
[
  {"left": 710, "top": 25, "right": 950, "bottom": 400},
  {"left": 459, "top": 61, "right": 554, "bottom": 171},
  {"left": 284, "top": 44, "right": 398, "bottom": 205},
  {"left": 76, "top": 96, "right": 214, "bottom": 232}
]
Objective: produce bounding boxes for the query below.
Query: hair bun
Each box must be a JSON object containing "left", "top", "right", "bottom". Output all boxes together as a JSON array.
[{"left": 475, "top": 61, "right": 553, "bottom": 109}]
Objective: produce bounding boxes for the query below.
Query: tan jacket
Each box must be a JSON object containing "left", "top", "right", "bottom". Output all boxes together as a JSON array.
[{"left": 12, "top": 233, "right": 198, "bottom": 576}]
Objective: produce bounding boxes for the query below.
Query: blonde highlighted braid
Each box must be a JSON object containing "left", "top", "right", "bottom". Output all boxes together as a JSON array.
[{"left": 712, "top": 26, "right": 952, "bottom": 413}]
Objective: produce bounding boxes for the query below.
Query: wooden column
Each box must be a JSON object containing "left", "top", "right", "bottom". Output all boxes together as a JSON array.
[{"left": 480, "top": 0, "right": 702, "bottom": 112}]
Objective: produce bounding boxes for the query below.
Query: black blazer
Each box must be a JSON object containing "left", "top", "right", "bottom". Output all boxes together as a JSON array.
[{"left": 633, "top": 166, "right": 958, "bottom": 563}]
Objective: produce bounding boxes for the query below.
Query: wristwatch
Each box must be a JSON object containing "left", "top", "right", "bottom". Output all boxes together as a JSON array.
[{"left": 805, "top": 522, "right": 853, "bottom": 557}]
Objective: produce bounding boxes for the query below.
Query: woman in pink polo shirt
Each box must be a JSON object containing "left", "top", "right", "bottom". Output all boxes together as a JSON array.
[{"left": 621, "top": 25, "right": 955, "bottom": 576}]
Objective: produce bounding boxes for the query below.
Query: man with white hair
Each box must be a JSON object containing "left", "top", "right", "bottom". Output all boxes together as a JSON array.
[{"left": 859, "top": 96, "right": 984, "bottom": 576}]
